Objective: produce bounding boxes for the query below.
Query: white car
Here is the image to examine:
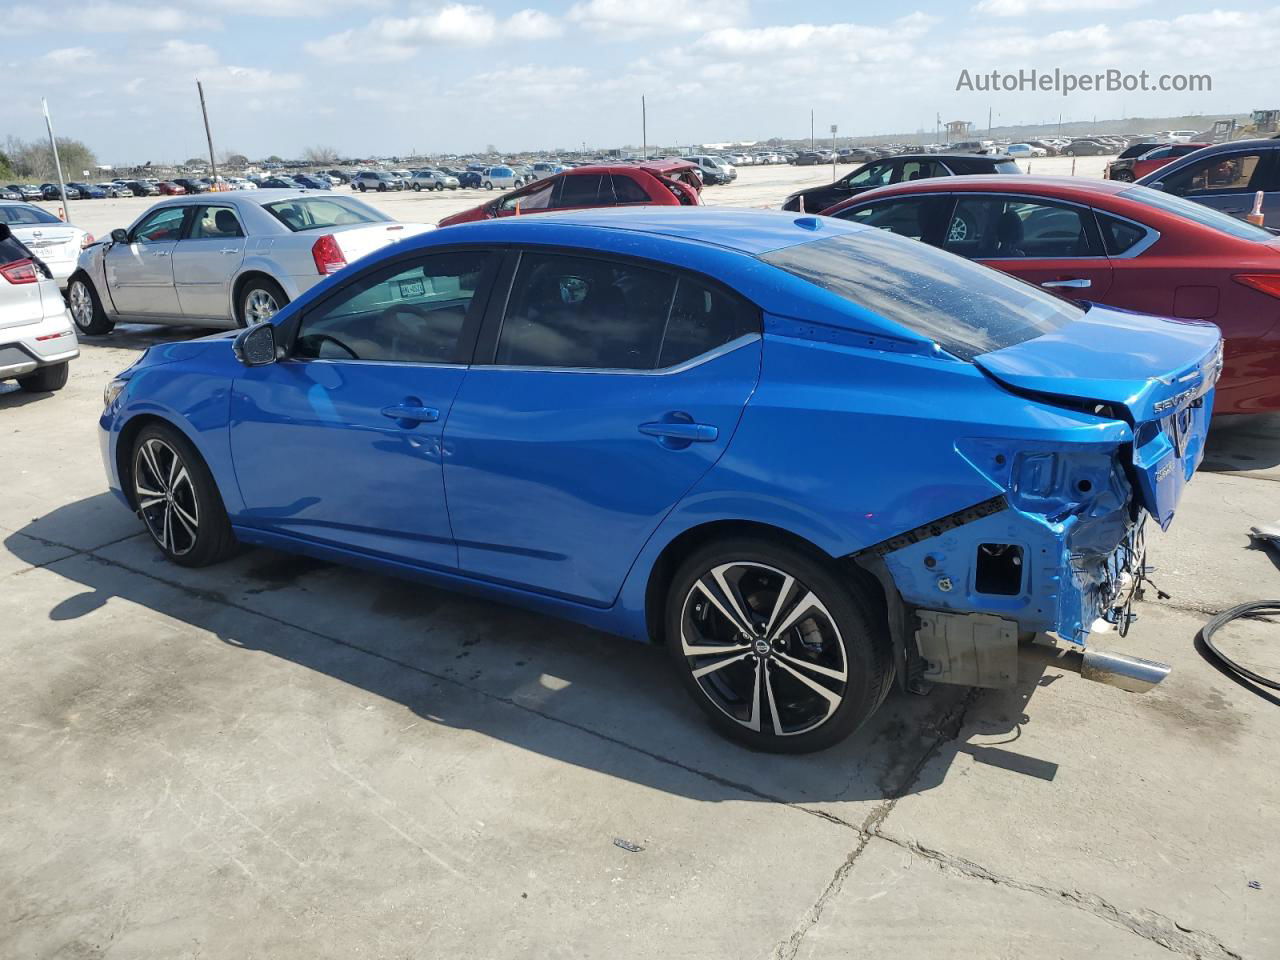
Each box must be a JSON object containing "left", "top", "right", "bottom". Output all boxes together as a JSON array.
[
  {"left": 481, "top": 166, "right": 524, "bottom": 190},
  {"left": 529, "top": 162, "right": 564, "bottom": 180},
  {"left": 1004, "top": 143, "right": 1047, "bottom": 158},
  {"left": 0, "top": 201, "right": 92, "bottom": 289},
  {"left": 66, "top": 191, "right": 432, "bottom": 335},
  {"left": 0, "top": 223, "right": 78, "bottom": 393},
  {"left": 228, "top": 177, "right": 257, "bottom": 190}
]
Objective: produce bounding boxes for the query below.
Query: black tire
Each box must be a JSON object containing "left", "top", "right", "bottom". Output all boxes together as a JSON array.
[
  {"left": 130, "top": 422, "right": 237, "bottom": 568},
  {"left": 377, "top": 183, "right": 387, "bottom": 192},
  {"left": 237, "top": 277, "right": 289, "bottom": 327},
  {"left": 67, "top": 275, "right": 115, "bottom": 335},
  {"left": 413, "top": 183, "right": 422, "bottom": 192},
  {"left": 434, "top": 182, "right": 444, "bottom": 191},
  {"left": 484, "top": 181, "right": 493, "bottom": 190},
  {"left": 665, "top": 538, "right": 892, "bottom": 753},
  {"left": 17, "top": 362, "right": 69, "bottom": 393}
]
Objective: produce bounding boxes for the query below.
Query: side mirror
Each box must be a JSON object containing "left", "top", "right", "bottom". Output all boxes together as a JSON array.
[
  {"left": 110, "top": 228, "right": 129, "bottom": 244},
  {"left": 232, "top": 322, "right": 277, "bottom": 366},
  {"left": 1148, "top": 181, "right": 1165, "bottom": 192}
]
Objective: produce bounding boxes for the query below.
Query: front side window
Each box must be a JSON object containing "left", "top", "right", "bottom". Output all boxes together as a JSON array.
[
  {"left": 188, "top": 205, "right": 244, "bottom": 239},
  {"left": 263, "top": 197, "right": 385, "bottom": 232},
  {"left": 294, "top": 251, "right": 490, "bottom": 364},
  {"left": 132, "top": 206, "right": 187, "bottom": 243},
  {"left": 831, "top": 195, "right": 951, "bottom": 242},
  {"left": 942, "top": 196, "right": 1097, "bottom": 259},
  {"left": 1162, "top": 152, "right": 1263, "bottom": 195},
  {"left": 760, "top": 230, "right": 1082, "bottom": 362},
  {"left": 499, "top": 178, "right": 555, "bottom": 212},
  {"left": 555, "top": 174, "right": 603, "bottom": 208}
]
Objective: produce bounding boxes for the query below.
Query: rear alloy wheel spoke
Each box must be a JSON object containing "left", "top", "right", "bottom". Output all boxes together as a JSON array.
[
  {"left": 775, "top": 657, "right": 842, "bottom": 711},
  {"left": 171, "top": 500, "right": 198, "bottom": 530},
  {"left": 763, "top": 664, "right": 784, "bottom": 737},
  {"left": 774, "top": 650, "right": 846, "bottom": 683},
  {"left": 691, "top": 651, "right": 751, "bottom": 679},
  {"left": 746, "top": 659, "right": 762, "bottom": 732},
  {"left": 768, "top": 591, "right": 827, "bottom": 644}
]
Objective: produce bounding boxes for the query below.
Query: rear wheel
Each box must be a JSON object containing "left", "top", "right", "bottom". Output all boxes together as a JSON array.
[
  {"left": 665, "top": 538, "right": 892, "bottom": 753},
  {"left": 68, "top": 275, "right": 114, "bottom": 335},
  {"left": 237, "top": 277, "right": 288, "bottom": 327},
  {"left": 17, "top": 362, "right": 69, "bottom": 393},
  {"left": 131, "top": 423, "right": 236, "bottom": 567},
  {"left": 484, "top": 181, "right": 494, "bottom": 190},
  {"left": 413, "top": 183, "right": 422, "bottom": 192}
]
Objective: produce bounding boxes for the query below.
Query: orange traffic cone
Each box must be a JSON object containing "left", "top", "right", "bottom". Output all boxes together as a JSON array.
[
  {"left": 58, "top": 206, "right": 66, "bottom": 221},
  {"left": 1247, "top": 190, "right": 1265, "bottom": 227}
]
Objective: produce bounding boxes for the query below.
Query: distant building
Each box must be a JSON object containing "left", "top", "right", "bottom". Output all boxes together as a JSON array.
[{"left": 945, "top": 120, "right": 973, "bottom": 139}]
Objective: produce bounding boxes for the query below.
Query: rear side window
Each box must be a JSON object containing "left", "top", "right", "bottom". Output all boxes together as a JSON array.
[
  {"left": 263, "top": 197, "right": 384, "bottom": 232},
  {"left": 495, "top": 252, "right": 758, "bottom": 370},
  {"left": 610, "top": 175, "right": 651, "bottom": 204},
  {"left": 991, "top": 160, "right": 1022, "bottom": 174},
  {"left": 1119, "top": 185, "right": 1273, "bottom": 241},
  {"left": 760, "top": 230, "right": 1082, "bottom": 362},
  {"left": 1097, "top": 214, "right": 1148, "bottom": 255}
]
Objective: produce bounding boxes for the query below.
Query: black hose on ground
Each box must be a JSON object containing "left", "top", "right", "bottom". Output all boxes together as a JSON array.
[{"left": 1200, "top": 601, "right": 1280, "bottom": 696}]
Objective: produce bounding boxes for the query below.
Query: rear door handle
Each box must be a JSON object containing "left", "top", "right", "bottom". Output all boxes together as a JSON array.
[
  {"left": 381, "top": 404, "right": 440, "bottom": 424},
  {"left": 220, "top": 247, "right": 240, "bottom": 254},
  {"left": 1041, "top": 278, "right": 1090, "bottom": 289},
  {"left": 151, "top": 251, "right": 170, "bottom": 258},
  {"left": 639, "top": 421, "right": 718, "bottom": 443}
]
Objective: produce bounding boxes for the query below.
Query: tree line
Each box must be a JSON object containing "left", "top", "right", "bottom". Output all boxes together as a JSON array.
[{"left": 0, "top": 136, "right": 98, "bottom": 183}]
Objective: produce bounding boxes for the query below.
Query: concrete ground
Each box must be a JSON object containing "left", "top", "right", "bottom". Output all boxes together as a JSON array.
[{"left": 4, "top": 158, "right": 1280, "bottom": 959}]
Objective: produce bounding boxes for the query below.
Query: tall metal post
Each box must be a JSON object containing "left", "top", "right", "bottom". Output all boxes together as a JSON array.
[
  {"left": 197, "top": 81, "right": 219, "bottom": 189},
  {"left": 810, "top": 110, "right": 814, "bottom": 150},
  {"left": 641, "top": 95, "right": 647, "bottom": 159},
  {"left": 41, "top": 99, "right": 70, "bottom": 216}
]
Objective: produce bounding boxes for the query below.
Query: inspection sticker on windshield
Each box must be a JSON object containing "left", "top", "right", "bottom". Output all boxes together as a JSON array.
[{"left": 397, "top": 278, "right": 425, "bottom": 299}]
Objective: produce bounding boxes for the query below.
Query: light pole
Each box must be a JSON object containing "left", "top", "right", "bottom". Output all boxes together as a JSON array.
[
  {"left": 830, "top": 124, "right": 838, "bottom": 180},
  {"left": 41, "top": 99, "right": 71, "bottom": 217}
]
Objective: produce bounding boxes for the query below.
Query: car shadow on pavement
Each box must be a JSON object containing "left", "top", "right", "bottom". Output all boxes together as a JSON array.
[
  {"left": 76, "top": 323, "right": 219, "bottom": 353},
  {"left": 1202, "top": 412, "right": 1280, "bottom": 474},
  {"left": 6, "top": 494, "right": 1067, "bottom": 810}
]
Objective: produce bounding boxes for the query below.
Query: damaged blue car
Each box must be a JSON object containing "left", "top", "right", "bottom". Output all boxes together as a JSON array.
[{"left": 99, "top": 209, "right": 1221, "bottom": 752}]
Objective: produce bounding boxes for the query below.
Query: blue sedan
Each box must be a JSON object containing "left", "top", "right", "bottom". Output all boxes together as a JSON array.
[{"left": 99, "top": 209, "right": 1221, "bottom": 752}]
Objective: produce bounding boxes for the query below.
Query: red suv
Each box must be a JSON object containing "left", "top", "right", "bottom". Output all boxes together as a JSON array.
[
  {"left": 1106, "top": 143, "right": 1209, "bottom": 182},
  {"left": 437, "top": 161, "right": 702, "bottom": 227}
]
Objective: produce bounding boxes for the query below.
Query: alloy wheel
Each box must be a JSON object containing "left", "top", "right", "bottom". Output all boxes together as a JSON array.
[
  {"left": 244, "top": 289, "right": 279, "bottom": 324},
  {"left": 134, "top": 437, "right": 200, "bottom": 557},
  {"left": 679, "top": 562, "right": 847, "bottom": 737},
  {"left": 69, "top": 281, "right": 94, "bottom": 329}
]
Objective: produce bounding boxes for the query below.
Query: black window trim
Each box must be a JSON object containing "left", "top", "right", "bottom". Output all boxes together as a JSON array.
[
  {"left": 474, "top": 245, "right": 763, "bottom": 375},
  {"left": 276, "top": 243, "right": 503, "bottom": 368}
]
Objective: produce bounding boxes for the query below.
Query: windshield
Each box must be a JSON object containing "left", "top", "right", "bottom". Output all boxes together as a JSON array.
[
  {"left": 760, "top": 230, "right": 1082, "bottom": 361},
  {"left": 1119, "top": 185, "right": 1274, "bottom": 241},
  {"left": 0, "top": 204, "right": 61, "bottom": 225},
  {"left": 262, "top": 197, "right": 387, "bottom": 232}
]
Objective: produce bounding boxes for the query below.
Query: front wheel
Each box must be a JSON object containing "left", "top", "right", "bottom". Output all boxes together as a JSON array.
[
  {"left": 68, "top": 275, "right": 114, "bottom": 335},
  {"left": 131, "top": 423, "right": 237, "bottom": 567},
  {"left": 413, "top": 183, "right": 422, "bottom": 192},
  {"left": 484, "top": 181, "right": 494, "bottom": 190},
  {"left": 666, "top": 539, "right": 892, "bottom": 753}
]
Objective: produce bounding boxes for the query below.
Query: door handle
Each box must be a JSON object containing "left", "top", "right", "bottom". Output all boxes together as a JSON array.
[
  {"left": 1041, "top": 278, "right": 1090, "bottom": 289},
  {"left": 151, "top": 251, "right": 170, "bottom": 258},
  {"left": 639, "top": 421, "right": 718, "bottom": 443},
  {"left": 220, "top": 248, "right": 240, "bottom": 254},
  {"left": 381, "top": 403, "right": 439, "bottom": 424}
]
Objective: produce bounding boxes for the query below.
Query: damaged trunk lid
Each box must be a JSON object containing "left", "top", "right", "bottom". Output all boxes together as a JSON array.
[{"left": 973, "top": 305, "right": 1223, "bottom": 530}]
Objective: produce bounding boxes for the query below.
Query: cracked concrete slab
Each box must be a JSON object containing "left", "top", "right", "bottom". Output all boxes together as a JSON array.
[
  {"left": 1, "top": 557, "right": 858, "bottom": 960},
  {"left": 881, "top": 603, "right": 1276, "bottom": 959},
  {"left": 793, "top": 836, "right": 1174, "bottom": 960}
]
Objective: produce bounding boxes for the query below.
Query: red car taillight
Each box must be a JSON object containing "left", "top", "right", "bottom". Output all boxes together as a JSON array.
[
  {"left": 0, "top": 259, "right": 38, "bottom": 284},
  {"left": 1233, "top": 274, "right": 1280, "bottom": 300},
  {"left": 312, "top": 233, "right": 347, "bottom": 275},
  {"left": 81, "top": 233, "right": 95, "bottom": 249}
]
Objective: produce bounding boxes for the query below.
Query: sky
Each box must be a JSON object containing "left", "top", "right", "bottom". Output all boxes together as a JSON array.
[{"left": 2, "top": 0, "right": 1278, "bottom": 163}]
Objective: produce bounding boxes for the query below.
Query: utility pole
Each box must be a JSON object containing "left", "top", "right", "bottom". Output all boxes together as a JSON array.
[
  {"left": 936, "top": 112, "right": 941, "bottom": 145},
  {"left": 40, "top": 99, "right": 71, "bottom": 218},
  {"left": 988, "top": 106, "right": 993, "bottom": 137},
  {"left": 810, "top": 109, "right": 814, "bottom": 150},
  {"left": 830, "top": 124, "right": 838, "bottom": 180},
  {"left": 196, "top": 80, "right": 219, "bottom": 189},
  {"left": 641, "top": 95, "right": 647, "bottom": 160}
]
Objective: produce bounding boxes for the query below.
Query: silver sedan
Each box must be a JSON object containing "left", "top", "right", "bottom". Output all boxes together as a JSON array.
[{"left": 66, "top": 190, "right": 432, "bottom": 335}]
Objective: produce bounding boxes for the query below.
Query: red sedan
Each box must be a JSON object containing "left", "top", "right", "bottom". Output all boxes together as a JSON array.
[
  {"left": 156, "top": 181, "right": 187, "bottom": 196},
  {"left": 437, "top": 161, "right": 702, "bottom": 228},
  {"left": 821, "top": 175, "right": 1280, "bottom": 414}
]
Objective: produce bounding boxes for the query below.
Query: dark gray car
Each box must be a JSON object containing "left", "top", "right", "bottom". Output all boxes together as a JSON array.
[
  {"left": 783, "top": 153, "right": 1021, "bottom": 213},
  {"left": 1136, "top": 138, "right": 1280, "bottom": 222}
]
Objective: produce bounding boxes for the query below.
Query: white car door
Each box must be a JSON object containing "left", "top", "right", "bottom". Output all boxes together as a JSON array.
[
  {"left": 172, "top": 204, "right": 246, "bottom": 320},
  {"left": 104, "top": 205, "right": 186, "bottom": 316}
]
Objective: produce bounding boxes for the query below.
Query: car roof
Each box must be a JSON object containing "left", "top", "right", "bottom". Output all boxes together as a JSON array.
[
  {"left": 834, "top": 174, "right": 1133, "bottom": 202},
  {"left": 431, "top": 206, "right": 861, "bottom": 256}
]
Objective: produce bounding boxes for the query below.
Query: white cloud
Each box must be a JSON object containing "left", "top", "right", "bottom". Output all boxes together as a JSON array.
[
  {"left": 81, "top": 2, "right": 220, "bottom": 31},
  {"left": 208, "top": 0, "right": 385, "bottom": 14},
  {"left": 306, "top": 3, "right": 560, "bottom": 61},
  {"left": 568, "top": 0, "right": 747, "bottom": 38},
  {"left": 41, "top": 47, "right": 95, "bottom": 66},
  {"left": 695, "top": 13, "right": 935, "bottom": 57},
  {"left": 152, "top": 39, "right": 221, "bottom": 68},
  {"left": 973, "top": 0, "right": 1148, "bottom": 14},
  {"left": 202, "top": 65, "right": 304, "bottom": 91}
]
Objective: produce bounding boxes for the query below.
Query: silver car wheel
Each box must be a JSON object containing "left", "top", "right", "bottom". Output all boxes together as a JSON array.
[
  {"left": 244, "top": 288, "right": 279, "bottom": 324},
  {"left": 69, "top": 281, "right": 94, "bottom": 329},
  {"left": 134, "top": 438, "right": 200, "bottom": 557},
  {"left": 679, "top": 561, "right": 847, "bottom": 737}
]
